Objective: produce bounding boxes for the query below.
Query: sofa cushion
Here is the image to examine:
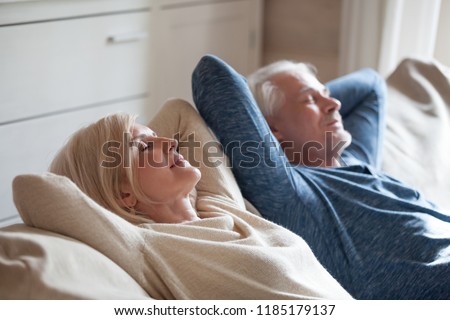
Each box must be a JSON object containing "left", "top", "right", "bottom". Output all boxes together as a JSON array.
[{"left": 0, "top": 224, "right": 150, "bottom": 299}]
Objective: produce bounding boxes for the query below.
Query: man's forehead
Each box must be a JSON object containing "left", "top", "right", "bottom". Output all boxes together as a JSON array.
[{"left": 273, "top": 71, "right": 323, "bottom": 92}]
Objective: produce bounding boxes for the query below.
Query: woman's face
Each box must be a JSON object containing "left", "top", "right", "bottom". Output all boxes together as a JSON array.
[{"left": 129, "top": 123, "right": 201, "bottom": 205}]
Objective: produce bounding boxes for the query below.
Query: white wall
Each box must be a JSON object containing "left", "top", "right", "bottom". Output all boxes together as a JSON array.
[{"left": 435, "top": 0, "right": 450, "bottom": 68}]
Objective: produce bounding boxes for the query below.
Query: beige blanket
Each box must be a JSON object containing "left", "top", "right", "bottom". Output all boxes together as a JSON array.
[
  {"left": 382, "top": 58, "right": 450, "bottom": 211},
  {"left": 12, "top": 99, "right": 351, "bottom": 300}
]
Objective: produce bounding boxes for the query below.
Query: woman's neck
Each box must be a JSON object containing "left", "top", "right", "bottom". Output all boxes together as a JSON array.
[{"left": 136, "top": 196, "right": 199, "bottom": 223}]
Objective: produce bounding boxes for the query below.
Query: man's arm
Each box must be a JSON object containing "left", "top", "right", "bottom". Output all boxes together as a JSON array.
[
  {"left": 326, "top": 69, "right": 387, "bottom": 168},
  {"left": 192, "top": 55, "right": 302, "bottom": 220}
]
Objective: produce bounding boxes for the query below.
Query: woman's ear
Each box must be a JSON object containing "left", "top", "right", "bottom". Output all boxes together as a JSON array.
[{"left": 119, "top": 183, "right": 137, "bottom": 208}]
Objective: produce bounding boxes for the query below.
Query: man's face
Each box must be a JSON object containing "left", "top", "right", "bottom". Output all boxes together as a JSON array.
[{"left": 268, "top": 71, "right": 351, "bottom": 166}]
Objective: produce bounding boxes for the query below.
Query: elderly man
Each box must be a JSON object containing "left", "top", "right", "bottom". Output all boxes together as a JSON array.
[
  {"left": 192, "top": 55, "right": 450, "bottom": 299},
  {"left": 247, "top": 59, "right": 383, "bottom": 169}
]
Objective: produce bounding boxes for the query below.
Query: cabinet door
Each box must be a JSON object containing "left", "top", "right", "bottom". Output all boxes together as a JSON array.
[
  {"left": 0, "top": 11, "right": 151, "bottom": 124},
  {"left": 151, "top": 0, "right": 262, "bottom": 110}
]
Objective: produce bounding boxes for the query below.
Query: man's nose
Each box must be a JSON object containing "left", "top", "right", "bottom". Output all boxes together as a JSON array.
[{"left": 322, "top": 96, "right": 341, "bottom": 113}]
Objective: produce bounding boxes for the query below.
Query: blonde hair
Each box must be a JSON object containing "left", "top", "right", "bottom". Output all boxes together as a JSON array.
[
  {"left": 247, "top": 60, "right": 317, "bottom": 117},
  {"left": 50, "top": 113, "right": 150, "bottom": 224}
]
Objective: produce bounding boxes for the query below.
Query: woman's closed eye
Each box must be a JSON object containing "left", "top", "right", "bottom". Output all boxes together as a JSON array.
[{"left": 136, "top": 140, "right": 155, "bottom": 152}]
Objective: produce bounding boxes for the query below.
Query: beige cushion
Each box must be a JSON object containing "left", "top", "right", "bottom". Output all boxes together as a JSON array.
[
  {"left": 0, "top": 224, "right": 150, "bottom": 299},
  {"left": 382, "top": 58, "right": 450, "bottom": 211}
]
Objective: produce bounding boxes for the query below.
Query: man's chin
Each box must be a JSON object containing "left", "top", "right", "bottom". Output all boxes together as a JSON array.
[
  {"left": 330, "top": 130, "right": 352, "bottom": 154},
  {"left": 340, "top": 130, "right": 352, "bottom": 149}
]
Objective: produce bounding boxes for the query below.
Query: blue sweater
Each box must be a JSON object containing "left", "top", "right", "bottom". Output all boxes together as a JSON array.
[{"left": 192, "top": 55, "right": 450, "bottom": 299}]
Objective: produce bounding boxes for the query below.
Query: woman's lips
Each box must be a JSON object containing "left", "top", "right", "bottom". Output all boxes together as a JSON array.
[
  {"left": 171, "top": 153, "right": 185, "bottom": 168},
  {"left": 176, "top": 154, "right": 185, "bottom": 164}
]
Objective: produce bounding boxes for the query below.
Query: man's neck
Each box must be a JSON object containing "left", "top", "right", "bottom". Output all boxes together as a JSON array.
[{"left": 287, "top": 149, "right": 342, "bottom": 168}]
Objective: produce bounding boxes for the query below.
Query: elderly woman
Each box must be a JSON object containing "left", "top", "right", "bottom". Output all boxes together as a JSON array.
[{"left": 20, "top": 98, "right": 351, "bottom": 300}]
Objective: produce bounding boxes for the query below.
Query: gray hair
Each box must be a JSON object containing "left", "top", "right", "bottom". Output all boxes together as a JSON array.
[{"left": 247, "top": 60, "right": 317, "bottom": 117}]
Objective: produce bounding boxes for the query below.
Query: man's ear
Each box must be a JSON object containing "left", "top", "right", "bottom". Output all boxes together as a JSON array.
[
  {"left": 119, "top": 184, "right": 137, "bottom": 208},
  {"left": 267, "top": 118, "right": 284, "bottom": 142},
  {"left": 270, "top": 126, "right": 284, "bottom": 142}
]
